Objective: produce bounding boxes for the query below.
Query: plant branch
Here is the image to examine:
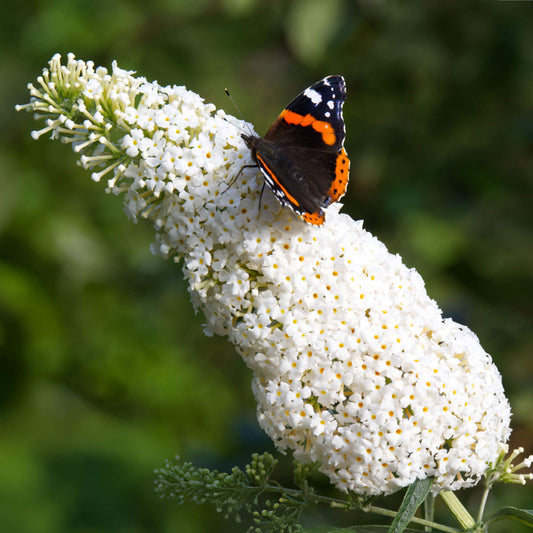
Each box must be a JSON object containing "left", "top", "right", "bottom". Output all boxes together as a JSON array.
[{"left": 254, "top": 483, "right": 460, "bottom": 533}]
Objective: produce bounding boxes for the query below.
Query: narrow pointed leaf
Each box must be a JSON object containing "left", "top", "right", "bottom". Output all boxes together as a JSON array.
[
  {"left": 387, "top": 477, "right": 434, "bottom": 533},
  {"left": 486, "top": 507, "right": 533, "bottom": 528}
]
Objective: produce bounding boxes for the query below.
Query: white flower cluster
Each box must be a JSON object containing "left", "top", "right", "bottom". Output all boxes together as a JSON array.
[{"left": 18, "top": 54, "right": 512, "bottom": 495}]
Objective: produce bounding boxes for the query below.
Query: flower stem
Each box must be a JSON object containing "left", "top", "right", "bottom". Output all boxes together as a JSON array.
[
  {"left": 363, "top": 502, "right": 459, "bottom": 532},
  {"left": 262, "top": 483, "right": 460, "bottom": 532},
  {"left": 425, "top": 493, "right": 435, "bottom": 531},
  {"left": 477, "top": 486, "right": 490, "bottom": 524}
]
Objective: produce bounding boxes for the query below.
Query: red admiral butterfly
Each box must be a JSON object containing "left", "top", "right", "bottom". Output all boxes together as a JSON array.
[{"left": 242, "top": 75, "right": 350, "bottom": 225}]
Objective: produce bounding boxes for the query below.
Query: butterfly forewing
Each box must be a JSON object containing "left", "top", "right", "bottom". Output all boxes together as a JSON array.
[{"left": 265, "top": 76, "right": 347, "bottom": 153}]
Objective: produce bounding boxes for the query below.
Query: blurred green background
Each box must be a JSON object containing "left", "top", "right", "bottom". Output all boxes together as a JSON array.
[{"left": 2, "top": 1, "right": 532, "bottom": 532}]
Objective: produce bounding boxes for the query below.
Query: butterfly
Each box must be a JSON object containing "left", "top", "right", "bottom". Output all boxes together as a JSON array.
[{"left": 242, "top": 75, "right": 350, "bottom": 225}]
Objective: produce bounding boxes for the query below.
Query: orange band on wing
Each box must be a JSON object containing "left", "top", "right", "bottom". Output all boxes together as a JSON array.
[
  {"left": 328, "top": 148, "right": 350, "bottom": 202},
  {"left": 280, "top": 110, "right": 337, "bottom": 146},
  {"left": 256, "top": 154, "right": 300, "bottom": 207},
  {"left": 302, "top": 211, "right": 325, "bottom": 225}
]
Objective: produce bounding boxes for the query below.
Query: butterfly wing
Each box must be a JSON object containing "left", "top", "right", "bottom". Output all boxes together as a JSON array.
[
  {"left": 252, "top": 141, "right": 349, "bottom": 225},
  {"left": 265, "top": 75, "right": 347, "bottom": 153},
  {"left": 260, "top": 75, "right": 349, "bottom": 224},
  {"left": 243, "top": 75, "right": 350, "bottom": 225}
]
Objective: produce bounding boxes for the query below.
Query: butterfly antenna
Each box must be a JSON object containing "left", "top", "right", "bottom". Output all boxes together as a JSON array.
[{"left": 224, "top": 88, "right": 254, "bottom": 135}]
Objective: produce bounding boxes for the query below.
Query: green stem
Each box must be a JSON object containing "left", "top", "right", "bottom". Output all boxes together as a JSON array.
[
  {"left": 425, "top": 493, "right": 435, "bottom": 532},
  {"left": 264, "top": 483, "right": 460, "bottom": 533},
  {"left": 363, "top": 503, "right": 458, "bottom": 532},
  {"left": 477, "top": 486, "right": 490, "bottom": 524},
  {"left": 440, "top": 490, "right": 476, "bottom": 530}
]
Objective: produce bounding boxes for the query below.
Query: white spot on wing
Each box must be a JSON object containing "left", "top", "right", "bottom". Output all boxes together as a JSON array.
[
  {"left": 327, "top": 100, "right": 334, "bottom": 109},
  {"left": 304, "top": 88, "right": 322, "bottom": 105}
]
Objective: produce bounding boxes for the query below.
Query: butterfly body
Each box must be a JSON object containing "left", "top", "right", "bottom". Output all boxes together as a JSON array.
[{"left": 243, "top": 75, "right": 350, "bottom": 225}]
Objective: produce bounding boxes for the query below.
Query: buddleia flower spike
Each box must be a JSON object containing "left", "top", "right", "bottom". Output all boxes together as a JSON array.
[{"left": 18, "top": 54, "right": 512, "bottom": 496}]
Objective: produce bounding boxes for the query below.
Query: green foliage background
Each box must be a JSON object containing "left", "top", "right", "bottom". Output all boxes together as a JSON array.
[{"left": 2, "top": 1, "right": 532, "bottom": 531}]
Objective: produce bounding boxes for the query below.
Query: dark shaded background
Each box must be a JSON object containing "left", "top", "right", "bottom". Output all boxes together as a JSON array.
[{"left": 2, "top": 1, "right": 532, "bottom": 532}]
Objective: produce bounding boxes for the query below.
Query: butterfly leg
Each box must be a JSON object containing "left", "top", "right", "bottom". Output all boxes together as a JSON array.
[
  {"left": 221, "top": 164, "right": 257, "bottom": 194},
  {"left": 257, "top": 180, "right": 266, "bottom": 214},
  {"left": 256, "top": 181, "right": 285, "bottom": 222}
]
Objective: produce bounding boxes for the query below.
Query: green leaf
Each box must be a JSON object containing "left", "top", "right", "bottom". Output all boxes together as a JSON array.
[
  {"left": 486, "top": 507, "right": 533, "bottom": 528},
  {"left": 387, "top": 478, "right": 434, "bottom": 533}
]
